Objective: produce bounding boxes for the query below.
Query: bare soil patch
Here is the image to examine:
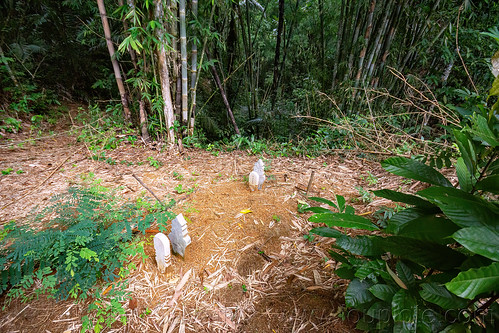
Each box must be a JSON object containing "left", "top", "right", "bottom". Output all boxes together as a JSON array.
[{"left": 0, "top": 118, "right": 418, "bottom": 332}]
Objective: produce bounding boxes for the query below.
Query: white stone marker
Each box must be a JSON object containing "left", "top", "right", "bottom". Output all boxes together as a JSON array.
[
  {"left": 248, "top": 171, "right": 259, "bottom": 191},
  {"left": 153, "top": 233, "right": 171, "bottom": 273},
  {"left": 168, "top": 213, "right": 191, "bottom": 257},
  {"left": 253, "top": 159, "right": 266, "bottom": 190}
]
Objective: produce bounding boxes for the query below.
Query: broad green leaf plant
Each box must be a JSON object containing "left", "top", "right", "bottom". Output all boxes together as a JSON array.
[{"left": 307, "top": 78, "right": 499, "bottom": 331}]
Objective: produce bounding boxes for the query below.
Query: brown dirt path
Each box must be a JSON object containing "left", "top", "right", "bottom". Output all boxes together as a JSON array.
[{"left": 0, "top": 124, "right": 410, "bottom": 332}]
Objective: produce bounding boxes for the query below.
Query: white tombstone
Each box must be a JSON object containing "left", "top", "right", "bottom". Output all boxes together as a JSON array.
[
  {"left": 248, "top": 171, "right": 259, "bottom": 191},
  {"left": 153, "top": 233, "right": 171, "bottom": 272},
  {"left": 168, "top": 214, "right": 191, "bottom": 257},
  {"left": 252, "top": 159, "right": 265, "bottom": 190}
]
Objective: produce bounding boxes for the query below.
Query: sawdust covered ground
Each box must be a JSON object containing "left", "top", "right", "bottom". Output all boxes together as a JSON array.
[{"left": 0, "top": 115, "right": 424, "bottom": 332}]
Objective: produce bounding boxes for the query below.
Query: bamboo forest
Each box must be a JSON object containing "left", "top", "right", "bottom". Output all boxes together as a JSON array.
[{"left": 1, "top": 0, "right": 498, "bottom": 332}]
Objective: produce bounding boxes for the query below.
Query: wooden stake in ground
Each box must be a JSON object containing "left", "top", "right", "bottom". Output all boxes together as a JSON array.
[{"left": 306, "top": 170, "right": 315, "bottom": 195}]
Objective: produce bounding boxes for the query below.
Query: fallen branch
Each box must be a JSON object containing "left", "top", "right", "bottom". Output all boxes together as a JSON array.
[{"left": 131, "top": 173, "right": 166, "bottom": 207}]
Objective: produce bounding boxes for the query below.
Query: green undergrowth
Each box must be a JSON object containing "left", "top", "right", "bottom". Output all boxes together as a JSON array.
[
  {"left": 304, "top": 77, "right": 499, "bottom": 332},
  {"left": 0, "top": 182, "right": 175, "bottom": 332},
  {"left": 65, "top": 102, "right": 453, "bottom": 163}
]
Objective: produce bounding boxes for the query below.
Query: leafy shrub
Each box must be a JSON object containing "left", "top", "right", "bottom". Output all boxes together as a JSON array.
[
  {"left": 0, "top": 186, "right": 175, "bottom": 329},
  {"left": 307, "top": 81, "right": 499, "bottom": 331},
  {"left": 0, "top": 117, "right": 22, "bottom": 133}
]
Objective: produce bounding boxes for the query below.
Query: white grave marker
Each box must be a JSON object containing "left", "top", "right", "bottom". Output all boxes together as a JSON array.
[
  {"left": 248, "top": 171, "right": 259, "bottom": 191},
  {"left": 249, "top": 159, "right": 265, "bottom": 191},
  {"left": 153, "top": 233, "right": 171, "bottom": 272},
  {"left": 168, "top": 213, "right": 191, "bottom": 257}
]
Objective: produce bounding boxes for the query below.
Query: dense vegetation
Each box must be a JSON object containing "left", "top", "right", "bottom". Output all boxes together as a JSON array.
[
  {"left": 1, "top": 0, "right": 498, "bottom": 150},
  {"left": 307, "top": 76, "right": 499, "bottom": 331}
]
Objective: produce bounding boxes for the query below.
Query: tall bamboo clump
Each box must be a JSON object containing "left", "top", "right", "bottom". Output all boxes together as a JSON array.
[
  {"left": 179, "top": 0, "right": 188, "bottom": 132},
  {"left": 331, "top": 0, "right": 448, "bottom": 114},
  {"left": 154, "top": 0, "right": 175, "bottom": 144},
  {"left": 188, "top": 0, "right": 198, "bottom": 134},
  {"left": 96, "top": 0, "right": 132, "bottom": 123}
]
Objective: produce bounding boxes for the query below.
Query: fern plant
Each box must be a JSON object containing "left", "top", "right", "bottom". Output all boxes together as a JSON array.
[
  {"left": 0, "top": 186, "right": 174, "bottom": 329},
  {"left": 307, "top": 80, "right": 499, "bottom": 331}
]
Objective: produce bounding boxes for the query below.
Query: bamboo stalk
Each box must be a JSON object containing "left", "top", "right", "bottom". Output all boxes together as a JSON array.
[
  {"left": 188, "top": 0, "right": 198, "bottom": 135},
  {"left": 179, "top": 0, "right": 188, "bottom": 130},
  {"left": 154, "top": 0, "right": 176, "bottom": 144},
  {"left": 96, "top": 0, "right": 131, "bottom": 123}
]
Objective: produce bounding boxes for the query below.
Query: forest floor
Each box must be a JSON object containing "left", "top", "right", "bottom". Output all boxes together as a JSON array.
[{"left": 0, "top": 108, "right": 426, "bottom": 332}]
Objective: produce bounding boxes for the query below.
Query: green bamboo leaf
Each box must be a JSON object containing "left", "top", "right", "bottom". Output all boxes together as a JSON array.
[
  {"left": 381, "top": 157, "right": 452, "bottom": 187},
  {"left": 345, "top": 279, "right": 374, "bottom": 307},
  {"left": 308, "top": 197, "right": 338, "bottom": 209},
  {"left": 475, "top": 175, "right": 499, "bottom": 194},
  {"left": 308, "top": 213, "right": 379, "bottom": 231},
  {"left": 118, "top": 35, "right": 131, "bottom": 54},
  {"left": 372, "top": 189, "right": 435, "bottom": 208},
  {"left": 418, "top": 186, "right": 499, "bottom": 231},
  {"left": 419, "top": 283, "right": 468, "bottom": 310},
  {"left": 310, "top": 227, "right": 342, "bottom": 238},
  {"left": 392, "top": 289, "right": 417, "bottom": 322},
  {"left": 452, "top": 227, "right": 499, "bottom": 261},
  {"left": 445, "top": 262, "right": 499, "bottom": 299},
  {"left": 369, "top": 284, "right": 398, "bottom": 302},
  {"left": 397, "top": 216, "right": 459, "bottom": 244}
]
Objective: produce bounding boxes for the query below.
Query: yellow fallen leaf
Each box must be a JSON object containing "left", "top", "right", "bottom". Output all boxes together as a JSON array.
[{"left": 240, "top": 209, "right": 252, "bottom": 214}]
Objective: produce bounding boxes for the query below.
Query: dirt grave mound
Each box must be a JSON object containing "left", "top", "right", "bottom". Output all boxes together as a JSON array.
[{"left": 0, "top": 126, "right": 404, "bottom": 332}]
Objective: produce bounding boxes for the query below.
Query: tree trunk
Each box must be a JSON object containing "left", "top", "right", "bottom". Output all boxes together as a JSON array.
[
  {"left": 207, "top": 51, "right": 240, "bottom": 135},
  {"left": 362, "top": 0, "right": 393, "bottom": 84},
  {"left": 318, "top": 0, "right": 325, "bottom": 88},
  {"left": 271, "top": 0, "right": 284, "bottom": 110},
  {"left": 354, "top": 0, "right": 376, "bottom": 88},
  {"left": 244, "top": 4, "right": 258, "bottom": 119},
  {"left": 331, "top": 0, "right": 346, "bottom": 89},
  {"left": 0, "top": 45, "right": 19, "bottom": 87},
  {"left": 278, "top": 0, "right": 301, "bottom": 95},
  {"left": 188, "top": 0, "right": 198, "bottom": 135},
  {"left": 154, "top": 0, "right": 175, "bottom": 144},
  {"left": 119, "top": 0, "right": 150, "bottom": 141},
  {"left": 343, "top": 2, "right": 364, "bottom": 82},
  {"left": 179, "top": 0, "right": 188, "bottom": 132},
  {"left": 236, "top": 4, "right": 254, "bottom": 120},
  {"left": 375, "top": 0, "right": 404, "bottom": 89},
  {"left": 96, "top": 0, "right": 131, "bottom": 123}
]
